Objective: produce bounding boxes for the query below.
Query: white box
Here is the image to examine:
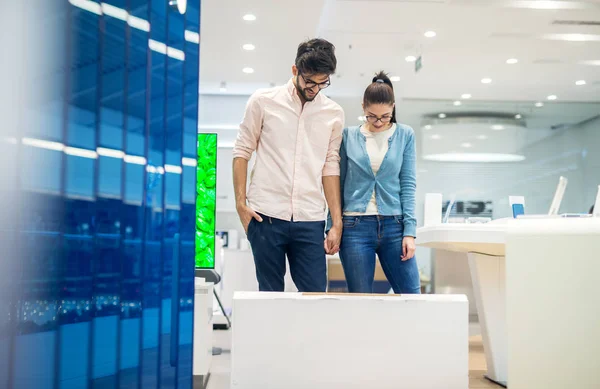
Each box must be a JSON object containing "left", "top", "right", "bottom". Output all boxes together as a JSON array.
[
  {"left": 193, "top": 278, "right": 214, "bottom": 376},
  {"left": 231, "top": 292, "right": 469, "bottom": 389},
  {"left": 507, "top": 218, "right": 600, "bottom": 389}
]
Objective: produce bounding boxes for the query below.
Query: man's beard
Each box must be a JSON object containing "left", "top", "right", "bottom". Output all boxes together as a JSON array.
[{"left": 296, "top": 79, "right": 318, "bottom": 102}]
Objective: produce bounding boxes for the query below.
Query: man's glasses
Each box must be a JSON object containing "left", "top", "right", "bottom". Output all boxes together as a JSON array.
[
  {"left": 365, "top": 115, "right": 392, "bottom": 124},
  {"left": 300, "top": 73, "right": 331, "bottom": 90}
]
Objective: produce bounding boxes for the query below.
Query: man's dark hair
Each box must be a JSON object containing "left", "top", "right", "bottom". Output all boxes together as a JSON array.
[{"left": 295, "top": 38, "right": 337, "bottom": 75}]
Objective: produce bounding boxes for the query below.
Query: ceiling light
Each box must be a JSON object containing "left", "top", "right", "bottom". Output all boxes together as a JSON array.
[
  {"left": 579, "top": 60, "right": 600, "bottom": 66},
  {"left": 242, "top": 67, "right": 254, "bottom": 74},
  {"left": 453, "top": 101, "right": 462, "bottom": 106},
  {"left": 461, "top": 142, "right": 473, "bottom": 148},
  {"left": 476, "top": 135, "right": 488, "bottom": 140},
  {"left": 424, "top": 31, "right": 437, "bottom": 38},
  {"left": 543, "top": 33, "right": 600, "bottom": 42},
  {"left": 424, "top": 125, "right": 433, "bottom": 130},
  {"left": 491, "top": 125, "right": 505, "bottom": 131},
  {"left": 509, "top": 1, "right": 588, "bottom": 10},
  {"left": 243, "top": 14, "right": 256, "bottom": 21},
  {"left": 547, "top": 95, "right": 557, "bottom": 100},
  {"left": 515, "top": 114, "right": 522, "bottom": 119},
  {"left": 423, "top": 153, "right": 526, "bottom": 163},
  {"left": 535, "top": 102, "right": 544, "bottom": 107},
  {"left": 506, "top": 58, "right": 519, "bottom": 65},
  {"left": 430, "top": 134, "right": 442, "bottom": 140},
  {"left": 481, "top": 78, "right": 492, "bottom": 84},
  {"left": 405, "top": 56, "right": 417, "bottom": 62},
  {"left": 243, "top": 43, "right": 255, "bottom": 51},
  {"left": 575, "top": 80, "right": 587, "bottom": 86},
  {"left": 358, "top": 116, "right": 366, "bottom": 122},
  {"left": 461, "top": 94, "right": 472, "bottom": 99},
  {"left": 390, "top": 76, "right": 401, "bottom": 82},
  {"left": 438, "top": 113, "right": 447, "bottom": 119}
]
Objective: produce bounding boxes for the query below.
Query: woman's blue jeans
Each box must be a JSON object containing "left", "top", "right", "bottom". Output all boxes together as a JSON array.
[{"left": 339, "top": 215, "right": 421, "bottom": 294}]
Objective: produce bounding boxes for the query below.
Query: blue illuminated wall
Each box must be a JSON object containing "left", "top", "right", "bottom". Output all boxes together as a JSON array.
[{"left": 2, "top": 0, "right": 201, "bottom": 388}]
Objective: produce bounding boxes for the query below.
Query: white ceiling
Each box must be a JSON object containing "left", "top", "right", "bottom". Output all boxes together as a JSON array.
[
  {"left": 199, "top": 0, "right": 600, "bottom": 102},
  {"left": 198, "top": 0, "right": 600, "bottom": 159}
]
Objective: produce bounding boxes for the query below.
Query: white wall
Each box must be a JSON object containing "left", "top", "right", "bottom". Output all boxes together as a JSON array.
[{"left": 421, "top": 116, "right": 600, "bottom": 293}]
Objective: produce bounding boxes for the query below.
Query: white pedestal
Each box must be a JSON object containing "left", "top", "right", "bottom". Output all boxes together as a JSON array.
[
  {"left": 193, "top": 278, "right": 214, "bottom": 377},
  {"left": 417, "top": 223, "right": 508, "bottom": 386},
  {"left": 468, "top": 252, "right": 507, "bottom": 386},
  {"left": 506, "top": 218, "right": 600, "bottom": 389},
  {"left": 231, "top": 292, "right": 469, "bottom": 389}
]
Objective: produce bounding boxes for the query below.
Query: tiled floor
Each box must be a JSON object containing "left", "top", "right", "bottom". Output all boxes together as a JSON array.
[{"left": 204, "top": 328, "right": 501, "bottom": 389}]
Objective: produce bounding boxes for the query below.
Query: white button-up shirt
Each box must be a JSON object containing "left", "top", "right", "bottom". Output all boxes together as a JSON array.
[{"left": 232, "top": 78, "right": 344, "bottom": 222}]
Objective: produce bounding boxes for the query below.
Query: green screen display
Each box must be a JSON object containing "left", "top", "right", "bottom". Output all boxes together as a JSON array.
[{"left": 195, "top": 133, "right": 217, "bottom": 268}]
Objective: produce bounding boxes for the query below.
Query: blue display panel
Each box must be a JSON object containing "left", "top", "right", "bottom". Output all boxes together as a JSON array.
[{"left": 4, "top": 1, "right": 200, "bottom": 388}]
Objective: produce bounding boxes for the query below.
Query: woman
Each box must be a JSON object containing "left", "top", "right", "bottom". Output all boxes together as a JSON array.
[{"left": 336, "top": 71, "right": 419, "bottom": 294}]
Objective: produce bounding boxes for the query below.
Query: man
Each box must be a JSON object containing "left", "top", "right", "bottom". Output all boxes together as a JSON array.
[{"left": 232, "top": 38, "right": 344, "bottom": 292}]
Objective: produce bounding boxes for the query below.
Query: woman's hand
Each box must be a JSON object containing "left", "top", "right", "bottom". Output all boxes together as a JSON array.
[{"left": 401, "top": 236, "right": 416, "bottom": 261}]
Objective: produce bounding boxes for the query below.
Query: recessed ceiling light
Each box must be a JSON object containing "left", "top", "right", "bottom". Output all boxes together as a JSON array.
[
  {"left": 242, "top": 67, "right": 254, "bottom": 74},
  {"left": 535, "top": 102, "right": 544, "bottom": 107},
  {"left": 515, "top": 114, "right": 522, "bottom": 119},
  {"left": 481, "top": 78, "right": 492, "bottom": 84},
  {"left": 461, "top": 94, "right": 472, "bottom": 99},
  {"left": 424, "top": 125, "right": 433, "bottom": 130},
  {"left": 547, "top": 95, "right": 557, "bottom": 100},
  {"left": 430, "top": 134, "right": 442, "bottom": 140},
  {"left": 506, "top": 58, "right": 519, "bottom": 65},
  {"left": 424, "top": 31, "right": 437, "bottom": 38},
  {"left": 580, "top": 60, "right": 600, "bottom": 66},
  {"left": 423, "top": 153, "right": 526, "bottom": 163},
  {"left": 243, "top": 14, "right": 256, "bottom": 21},
  {"left": 491, "top": 125, "right": 505, "bottom": 131},
  {"left": 453, "top": 101, "right": 462, "bottom": 106},
  {"left": 575, "top": 80, "right": 587, "bottom": 86},
  {"left": 511, "top": 1, "right": 588, "bottom": 10},
  {"left": 543, "top": 33, "right": 600, "bottom": 42},
  {"left": 476, "top": 135, "right": 488, "bottom": 140},
  {"left": 243, "top": 43, "right": 255, "bottom": 51},
  {"left": 390, "top": 76, "right": 401, "bottom": 82},
  {"left": 405, "top": 56, "right": 417, "bottom": 62},
  {"left": 438, "top": 113, "right": 447, "bottom": 118},
  {"left": 461, "top": 142, "right": 473, "bottom": 148}
]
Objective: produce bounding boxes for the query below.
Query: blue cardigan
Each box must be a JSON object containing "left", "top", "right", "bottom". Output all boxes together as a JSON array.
[{"left": 331, "top": 123, "right": 417, "bottom": 237}]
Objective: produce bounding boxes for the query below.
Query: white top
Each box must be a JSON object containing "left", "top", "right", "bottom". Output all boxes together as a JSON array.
[{"left": 345, "top": 124, "right": 396, "bottom": 216}]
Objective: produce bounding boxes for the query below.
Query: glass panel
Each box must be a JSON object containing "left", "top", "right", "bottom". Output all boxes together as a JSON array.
[{"left": 6, "top": 1, "right": 200, "bottom": 388}]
